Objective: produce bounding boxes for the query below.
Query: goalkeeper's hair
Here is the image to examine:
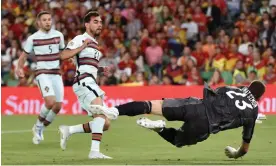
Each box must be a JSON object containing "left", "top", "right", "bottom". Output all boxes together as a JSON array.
[
  {"left": 248, "top": 80, "right": 266, "bottom": 101},
  {"left": 83, "top": 10, "right": 100, "bottom": 23}
]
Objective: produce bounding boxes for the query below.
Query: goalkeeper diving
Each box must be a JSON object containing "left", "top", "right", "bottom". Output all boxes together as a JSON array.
[{"left": 91, "top": 80, "right": 266, "bottom": 159}]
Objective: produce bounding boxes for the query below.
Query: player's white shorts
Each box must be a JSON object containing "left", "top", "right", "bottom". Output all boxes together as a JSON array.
[
  {"left": 36, "top": 74, "right": 64, "bottom": 102},
  {"left": 73, "top": 77, "right": 105, "bottom": 116}
]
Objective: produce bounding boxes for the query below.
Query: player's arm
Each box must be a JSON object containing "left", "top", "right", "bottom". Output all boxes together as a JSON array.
[
  {"left": 225, "top": 120, "right": 255, "bottom": 159},
  {"left": 225, "top": 138, "right": 251, "bottom": 159},
  {"left": 16, "top": 51, "right": 28, "bottom": 78},
  {"left": 238, "top": 140, "right": 250, "bottom": 156},
  {"left": 16, "top": 37, "right": 33, "bottom": 78},
  {"left": 60, "top": 47, "right": 84, "bottom": 60},
  {"left": 59, "top": 38, "right": 92, "bottom": 60}
]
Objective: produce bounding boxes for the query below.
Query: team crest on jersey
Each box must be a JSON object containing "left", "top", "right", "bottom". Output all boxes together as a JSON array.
[
  {"left": 68, "top": 41, "right": 74, "bottom": 46},
  {"left": 45, "top": 86, "right": 50, "bottom": 92}
]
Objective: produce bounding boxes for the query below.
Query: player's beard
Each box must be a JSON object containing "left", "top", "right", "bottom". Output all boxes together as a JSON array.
[
  {"left": 42, "top": 25, "right": 51, "bottom": 32},
  {"left": 91, "top": 28, "right": 102, "bottom": 37}
]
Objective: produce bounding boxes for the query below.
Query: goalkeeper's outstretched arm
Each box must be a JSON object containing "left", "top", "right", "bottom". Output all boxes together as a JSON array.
[
  {"left": 239, "top": 141, "right": 250, "bottom": 156},
  {"left": 225, "top": 121, "right": 255, "bottom": 159},
  {"left": 225, "top": 141, "right": 250, "bottom": 159}
]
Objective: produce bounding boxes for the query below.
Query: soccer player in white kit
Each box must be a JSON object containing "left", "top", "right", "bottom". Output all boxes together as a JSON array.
[
  {"left": 16, "top": 11, "right": 65, "bottom": 145},
  {"left": 58, "top": 11, "right": 118, "bottom": 159}
]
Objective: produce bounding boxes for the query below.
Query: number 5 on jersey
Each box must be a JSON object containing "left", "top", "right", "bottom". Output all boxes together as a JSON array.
[
  {"left": 226, "top": 91, "right": 253, "bottom": 110},
  {"left": 49, "top": 45, "right": 52, "bottom": 53}
]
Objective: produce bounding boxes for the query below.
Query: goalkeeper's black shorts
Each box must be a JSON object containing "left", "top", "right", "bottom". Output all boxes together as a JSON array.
[{"left": 162, "top": 97, "right": 210, "bottom": 147}]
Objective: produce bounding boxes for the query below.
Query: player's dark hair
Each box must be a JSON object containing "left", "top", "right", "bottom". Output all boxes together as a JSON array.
[
  {"left": 37, "top": 11, "right": 51, "bottom": 19},
  {"left": 84, "top": 11, "right": 100, "bottom": 23},
  {"left": 248, "top": 80, "right": 266, "bottom": 100}
]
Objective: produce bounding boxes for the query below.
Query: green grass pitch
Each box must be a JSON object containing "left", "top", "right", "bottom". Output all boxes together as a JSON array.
[{"left": 2, "top": 115, "right": 276, "bottom": 165}]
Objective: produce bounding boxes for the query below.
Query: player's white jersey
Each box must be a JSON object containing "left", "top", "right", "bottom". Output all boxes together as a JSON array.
[
  {"left": 23, "top": 29, "right": 65, "bottom": 77},
  {"left": 66, "top": 32, "right": 102, "bottom": 80}
]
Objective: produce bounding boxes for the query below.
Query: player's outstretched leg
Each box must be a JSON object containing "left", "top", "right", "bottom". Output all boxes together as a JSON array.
[
  {"left": 157, "top": 127, "right": 183, "bottom": 147},
  {"left": 137, "top": 117, "right": 181, "bottom": 147},
  {"left": 137, "top": 117, "right": 166, "bottom": 131},
  {"left": 88, "top": 104, "right": 119, "bottom": 120},
  {"left": 90, "top": 100, "right": 164, "bottom": 117}
]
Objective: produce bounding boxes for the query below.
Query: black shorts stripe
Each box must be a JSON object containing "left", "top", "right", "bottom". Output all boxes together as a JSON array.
[
  {"left": 37, "top": 80, "right": 43, "bottom": 93},
  {"left": 83, "top": 82, "right": 99, "bottom": 97},
  {"left": 23, "top": 49, "right": 30, "bottom": 54},
  {"left": 86, "top": 86, "right": 99, "bottom": 97}
]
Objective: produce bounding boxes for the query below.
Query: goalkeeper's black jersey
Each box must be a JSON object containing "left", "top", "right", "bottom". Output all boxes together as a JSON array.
[{"left": 202, "top": 84, "right": 258, "bottom": 143}]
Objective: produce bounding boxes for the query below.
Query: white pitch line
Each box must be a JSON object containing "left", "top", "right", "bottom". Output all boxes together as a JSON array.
[
  {"left": 1, "top": 129, "right": 56, "bottom": 134},
  {"left": 1, "top": 130, "right": 32, "bottom": 134}
]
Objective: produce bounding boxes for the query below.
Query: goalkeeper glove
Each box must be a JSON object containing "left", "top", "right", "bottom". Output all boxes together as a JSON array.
[{"left": 225, "top": 146, "right": 244, "bottom": 159}]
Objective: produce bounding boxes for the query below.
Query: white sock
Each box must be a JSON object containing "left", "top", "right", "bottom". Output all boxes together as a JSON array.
[
  {"left": 36, "top": 119, "right": 44, "bottom": 126},
  {"left": 36, "top": 104, "right": 50, "bottom": 126},
  {"left": 69, "top": 124, "right": 85, "bottom": 134},
  {"left": 91, "top": 140, "right": 101, "bottom": 152},
  {"left": 45, "top": 110, "right": 57, "bottom": 124},
  {"left": 40, "top": 104, "right": 50, "bottom": 117},
  {"left": 91, "top": 117, "right": 105, "bottom": 152}
]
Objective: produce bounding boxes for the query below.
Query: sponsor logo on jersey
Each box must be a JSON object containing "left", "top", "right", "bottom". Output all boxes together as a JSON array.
[{"left": 45, "top": 86, "right": 50, "bottom": 93}]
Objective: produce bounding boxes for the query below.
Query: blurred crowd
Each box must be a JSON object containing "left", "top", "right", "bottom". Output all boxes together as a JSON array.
[{"left": 2, "top": 0, "right": 276, "bottom": 87}]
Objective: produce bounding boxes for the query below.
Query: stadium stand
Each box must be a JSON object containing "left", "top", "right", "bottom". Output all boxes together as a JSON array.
[{"left": 1, "top": 0, "right": 276, "bottom": 87}]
